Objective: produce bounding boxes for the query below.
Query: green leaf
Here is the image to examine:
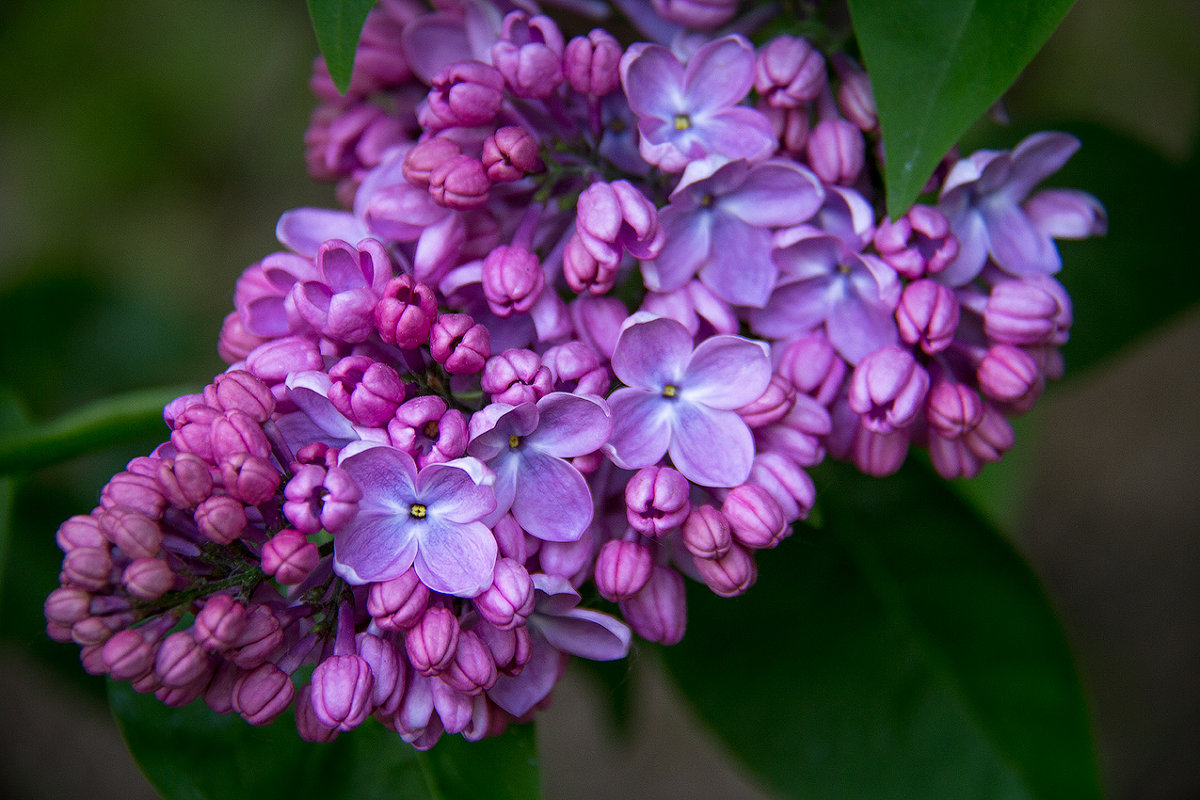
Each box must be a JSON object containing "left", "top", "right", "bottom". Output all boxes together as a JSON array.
[
  {"left": 848, "top": 0, "right": 1077, "bottom": 216},
  {"left": 0, "top": 385, "right": 189, "bottom": 475},
  {"left": 0, "top": 389, "right": 26, "bottom": 595},
  {"left": 662, "top": 461, "right": 1101, "bottom": 800},
  {"left": 109, "top": 680, "right": 540, "bottom": 800},
  {"left": 306, "top": 0, "right": 378, "bottom": 95}
]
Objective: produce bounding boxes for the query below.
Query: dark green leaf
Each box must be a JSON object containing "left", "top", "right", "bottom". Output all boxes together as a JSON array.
[
  {"left": 0, "top": 389, "right": 26, "bottom": 596},
  {"left": 306, "top": 0, "right": 378, "bottom": 95},
  {"left": 662, "top": 461, "right": 1100, "bottom": 800},
  {"left": 0, "top": 385, "right": 190, "bottom": 475},
  {"left": 848, "top": 0, "right": 1077, "bottom": 216},
  {"left": 109, "top": 680, "right": 540, "bottom": 800}
]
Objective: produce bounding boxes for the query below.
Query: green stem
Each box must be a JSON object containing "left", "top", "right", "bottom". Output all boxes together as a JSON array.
[{"left": 0, "top": 385, "right": 193, "bottom": 475}]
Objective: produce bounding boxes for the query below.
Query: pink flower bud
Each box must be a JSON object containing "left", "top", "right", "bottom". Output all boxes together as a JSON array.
[
  {"left": 311, "top": 654, "right": 376, "bottom": 730},
  {"left": 737, "top": 373, "right": 797, "bottom": 428},
  {"left": 682, "top": 505, "right": 733, "bottom": 560},
  {"left": 158, "top": 668, "right": 214, "bottom": 708},
  {"left": 755, "top": 35, "right": 825, "bottom": 107},
  {"left": 853, "top": 424, "right": 910, "bottom": 477},
  {"left": 541, "top": 341, "right": 609, "bottom": 395},
  {"left": 873, "top": 205, "right": 959, "bottom": 279},
  {"left": 984, "top": 279, "right": 1066, "bottom": 346},
  {"left": 210, "top": 410, "right": 272, "bottom": 463},
  {"left": 72, "top": 613, "right": 133, "bottom": 647},
  {"left": 100, "top": 505, "right": 163, "bottom": 559},
  {"left": 625, "top": 466, "right": 690, "bottom": 536},
  {"left": 122, "top": 557, "right": 175, "bottom": 600},
  {"left": 100, "top": 471, "right": 166, "bottom": 519},
  {"left": 652, "top": 0, "right": 740, "bottom": 28},
  {"left": 963, "top": 404, "right": 1015, "bottom": 462},
  {"left": 208, "top": 370, "right": 275, "bottom": 422},
  {"left": 195, "top": 495, "right": 248, "bottom": 544},
  {"left": 425, "top": 60, "right": 505, "bottom": 130},
  {"left": 473, "top": 558, "right": 535, "bottom": 630},
  {"left": 594, "top": 539, "right": 654, "bottom": 601},
  {"left": 896, "top": 280, "right": 960, "bottom": 354},
  {"left": 262, "top": 529, "right": 320, "bottom": 585},
  {"left": 756, "top": 393, "right": 832, "bottom": 467},
  {"left": 429, "top": 314, "right": 491, "bottom": 375},
  {"left": 406, "top": 606, "right": 460, "bottom": 676},
  {"left": 102, "top": 629, "right": 157, "bottom": 681},
  {"left": 482, "top": 245, "right": 545, "bottom": 317},
  {"left": 387, "top": 397, "right": 468, "bottom": 467},
  {"left": 218, "top": 453, "right": 281, "bottom": 506},
  {"left": 245, "top": 336, "right": 323, "bottom": 385},
  {"left": 375, "top": 274, "right": 438, "bottom": 348},
  {"left": 476, "top": 621, "right": 531, "bottom": 677},
  {"left": 563, "top": 233, "right": 615, "bottom": 296},
  {"left": 564, "top": 29, "right": 622, "bottom": 96},
  {"left": 45, "top": 586, "right": 93, "bottom": 626},
  {"left": 482, "top": 125, "right": 542, "bottom": 183},
  {"left": 367, "top": 568, "right": 431, "bottom": 630},
  {"left": 157, "top": 454, "right": 214, "bottom": 509},
  {"left": 227, "top": 605, "right": 284, "bottom": 669},
  {"left": 283, "top": 465, "right": 362, "bottom": 534},
  {"left": 155, "top": 630, "right": 209, "bottom": 688},
  {"left": 848, "top": 346, "right": 930, "bottom": 433},
  {"left": 776, "top": 334, "right": 847, "bottom": 407},
  {"left": 619, "top": 565, "right": 686, "bottom": 645},
  {"left": 695, "top": 544, "right": 757, "bottom": 597},
  {"left": 723, "top": 484, "right": 787, "bottom": 549},
  {"left": 356, "top": 632, "right": 405, "bottom": 715},
  {"left": 748, "top": 452, "right": 816, "bottom": 522},
  {"left": 977, "top": 344, "right": 1042, "bottom": 409},
  {"left": 194, "top": 594, "right": 248, "bottom": 652},
  {"left": 402, "top": 137, "right": 463, "bottom": 189},
  {"left": 481, "top": 348, "right": 553, "bottom": 405},
  {"left": 62, "top": 546, "right": 114, "bottom": 591},
  {"left": 232, "top": 662, "right": 295, "bottom": 726},
  {"left": 440, "top": 630, "right": 498, "bottom": 695},
  {"left": 328, "top": 355, "right": 405, "bottom": 426},
  {"left": 926, "top": 381, "right": 984, "bottom": 440},
  {"left": 807, "top": 118, "right": 865, "bottom": 186},
  {"left": 429, "top": 154, "right": 491, "bottom": 210},
  {"left": 203, "top": 661, "right": 243, "bottom": 715},
  {"left": 832, "top": 54, "right": 877, "bottom": 132},
  {"left": 56, "top": 514, "right": 106, "bottom": 552},
  {"left": 492, "top": 12, "right": 565, "bottom": 99},
  {"left": 296, "top": 684, "right": 341, "bottom": 742}
]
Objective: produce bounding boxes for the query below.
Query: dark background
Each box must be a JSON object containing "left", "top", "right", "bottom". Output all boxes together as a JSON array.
[{"left": 0, "top": 1, "right": 1197, "bottom": 797}]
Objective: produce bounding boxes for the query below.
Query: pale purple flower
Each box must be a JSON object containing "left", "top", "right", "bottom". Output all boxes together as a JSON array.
[
  {"left": 467, "top": 392, "right": 612, "bottom": 542},
  {"left": 620, "top": 35, "right": 775, "bottom": 172},
  {"left": 937, "top": 131, "right": 1106, "bottom": 286},
  {"left": 645, "top": 159, "right": 824, "bottom": 307},
  {"left": 752, "top": 232, "right": 900, "bottom": 364},
  {"left": 334, "top": 444, "right": 498, "bottom": 597},
  {"left": 604, "top": 315, "right": 771, "bottom": 487}
]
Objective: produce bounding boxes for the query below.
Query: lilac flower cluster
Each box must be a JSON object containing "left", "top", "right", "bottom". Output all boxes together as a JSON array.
[{"left": 47, "top": 0, "right": 1105, "bottom": 747}]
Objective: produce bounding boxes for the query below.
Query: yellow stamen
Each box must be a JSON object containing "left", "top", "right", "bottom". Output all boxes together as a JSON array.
[
  {"left": 662, "top": 384, "right": 678, "bottom": 398},
  {"left": 410, "top": 503, "right": 427, "bottom": 519},
  {"left": 509, "top": 434, "right": 521, "bottom": 448},
  {"left": 673, "top": 113, "right": 691, "bottom": 131}
]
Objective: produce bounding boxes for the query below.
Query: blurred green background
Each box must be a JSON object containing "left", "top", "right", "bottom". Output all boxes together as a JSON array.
[{"left": 0, "top": 1, "right": 1197, "bottom": 798}]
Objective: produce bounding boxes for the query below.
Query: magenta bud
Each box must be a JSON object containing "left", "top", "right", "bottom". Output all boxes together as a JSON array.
[
  {"left": 748, "top": 452, "right": 816, "bottom": 522},
  {"left": 563, "top": 233, "right": 615, "bottom": 296},
  {"left": 737, "top": 373, "right": 797, "bottom": 428},
  {"left": 776, "top": 334, "right": 847, "bottom": 407},
  {"left": 45, "top": 586, "right": 93, "bottom": 626},
  {"left": 387, "top": 396, "right": 468, "bottom": 467},
  {"left": 122, "top": 558, "right": 175, "bottom": 600},
  {"left": 210, "top": 410, "right": 271, "bottom": 464},
  {"left": 441, "top": 630, "right": 498, "bottom": 695},
  {"left": 984, "top": 279, "right": 1066, "bottom": 346},
  {"left": 853, "top": 424, "right": 910, "bottom": 477},
  {"left": 425, "top": 60, "right": 505, "bottom": 130},
  {"left": 100, "top": 471, "right": 167, "bottom": 519},
  {"left": 367, "top": 568, "right": 431, "bottom": 631},
  {"left": 227, "top": 605, "right": 284, "bottom": 669},
  {"left": 157, "top": 453, "right": 214, "bottom": 509},
  {"left": 356, "top": 632, "right": 404, "bottom": 714},
  {"left": 483, "top": 125, "right": 542, "bottom": 183},
  {"left": 155, "top": 630, "right": 209, "bottom": 688},
  {"left": 482, "top": 245, "right": 545, "bottom": 317},
  {"left": 807, "top": 118, "right": 865, "bottom": 186},
  {"left": 283, "top": 465, "right": 361, "bottom": 534},
  {"left": 195, "top": 594, "right": 249, "bottom": 652},
  {"left": 625, "top": 466, "right": 690, "bottom": 536},
  {"left": 564, "top": 29, "right": 621, "bottom": 96},
  {"left": 473, "top": 558, "right": 535, "bottom": 630},
  {"left": 755, "top": 35, "right": 826, "bottom": 107},
  {"left": 492, "top": 12, "right": 565, "bottom": 99},
  {"left": 218, "top": 311, "right": 268, "bottom": 363},
  {"left": 203, "top": 660, "right": 243, "bottom": 715},
  {"left": 681, "top": 504, "right": 733, "bottom": 560},
  {"left": 429, "top": 154, "right": 490, "bottom": 210},
  {"left": 194, "top": 495, "right": 248, "bottom": 544},
  {"left": 873, "top": 205, "right": 959, "bottom": 279},
  {"left": 375, "top": 274, "right": 438, "bottom": 349},
  {"left": 963, "top": 403, "right": 1015, "bottom": 462},
  {"left": 208, "top": 370, "right": 275, "bottom": 422},
  {"left": 594, "top": 539, "right": 654, "bottom": 602},
  {"left": 430, "top": 314, "right": 491, "bottom": 375},
  {"left": 99, "top": 505, "right": 163, "bottom": 559},
  {"left": 156, "top": 663, "right": 214, "bottom": 708},
  {"left": 402, "top": 137, "right": 463, "bottom": 189},
  {"left": 62, "top": 546, "right": 114, "bottom": 591},
  {"left": 832, "top": 54, "right": 878, "bottom": 132},
  {"left": 848, "top": 345, "right": 930, "bottom": 433},
  {"left": 218, "top": 453, "right": 280, "bottom": 506},
  {"left": 406, "top": 606, "right": 460, "bottom": 676},
  {"left": 296, "top": 684, "right": 341, "bottom": 742},
  {"left": 476, "top": 621, "right": 531, "bottom": 677},
  {"left": 261, "top": 529, "right": 320, "bottom": 585},
  {"left": 723, "top": 484, "right": 787, "bottom": 550},
  {"left": 977, "top": 344, "right": 1042, "bottom": 410},
  {"left": 311, "top": 654, "right": 375, "bottom": 730},
  {"left": 695, "top": 544, "right": 757, "bottom": 597},
  {"left": 652, "top": 0, "right": 739, "bottom": 28},
  {"left": 102, "top": 629, "right": 157, "bottom": 681},
  {"left": 328, "top": 355, "right": 405, "bottom": 426},
  {"left": 896, "top": 279, "right": 960, "bottom": 354},
  {"left": 481, "top": 348, "right": 553, "bottom": 406},
  {"left": 541, "top": 341, "right": 608, "bottom": 395},
  {"left": 56, "top": 514, "right": 107, "bottom": 552},
  {"left": 245, "top": 335, "right": 324, "bottom": 386},
  {"left": 72, "top": 613, "right": 133, "bottom": 647},
  {"left": 619, "top": 565, "right": 686, "bottom": 645},
  {"left": 926, "top": 381, "right": 984, "bottom": 440},
  {"left": 232, "top": 662, "right": 295, "bottom": 726}
]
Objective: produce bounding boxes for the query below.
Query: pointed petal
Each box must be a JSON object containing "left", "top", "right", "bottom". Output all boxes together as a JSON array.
[
  {"left": 699, "top": 212, "right": 778, "bottom": 307},
  {"left": 537, "top": 608, "right": 631, "bottom": 661},
  {"left": 611, "top": 316, "right": 694, "bottom": 389},
  {"left": 511, "top": 451, "right": 592, "bottom": 542},
  {"left": 683, "top": 36, "right": 755, "bottom": 111},
  {"left": 669, "top": 403, "right": 754, "bottom": 487},
  {"left": 938, "top": 208, "right": 990, "bottom": 286},
  {"left": 276, "top": 209, "right": 366, "bottom": 258},
  {"left": 413, "top": 519, "right": 498, "bottom": 597},
  {"left": 602, "top": 388, "right": 672, "bottom": 470},
  {"left": 641, "top": 208, "right": 712, "bottom": 293},
  {"left": 1024, "top": 189, "right": 1107, "bottom": 239},
  {"left": 826, "top": 284, "right": 899, "bottom": 364},
  {"left": 682, "top": 335, "right": 771, "bottom": 409},
  {"left": 334, "top": 514, "right": 418, "bottom": 585},
  {"left": 1005, "top": 132, "right": 1080, "bottom": 200},
  {"left": 620, "top": 44, "right": 685, "bottom": 119},
  {"left": 488, "top": 634, "right": 562, "bottom": 717},
  {"left": 985, "top": 202, "right": 1062, "bottom": 276},
  {"left": 530, "top": 392, "right": 613, "bottom": 458}
]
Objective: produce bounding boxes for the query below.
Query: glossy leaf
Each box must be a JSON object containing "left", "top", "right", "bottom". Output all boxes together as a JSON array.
[
  {"left": 306, "top": 0, "right": 378, "bottom": 95},
  {"left": 662, "top": 461, "right": 1101, "bottom": 800},
  {"left": 109, "top": 680, "right": 540, "bottom": 800},
  {"left": 848, "top": 0, "right": 1077, "bottom": 216}
]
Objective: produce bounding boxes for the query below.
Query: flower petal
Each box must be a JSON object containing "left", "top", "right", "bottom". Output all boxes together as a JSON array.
[
  {"left": 750, "top": 276, "right": 835, "bottom": 339},
  {"left": 529, "top": 392, "right": 613, "bottom": 458},
  {"left": 417, "top": 462, "right": 496, "bottom": 524},
  {"left": 276, "top": 209, "right": 367, "bottom": 258},
  {"left": 1024, "top": 189, "right": 1107, "bottom": 240},
  {"left": 696, "top": 107, "right": 777, "bottom": 164},
  {"left": 984, "top": 201, "right": 1061, "bottom": 276},
  {"left": 641, "top": 207, "right": 713, "bottom": 293},
  {"left": 719, "top": 161, "right": 825, "bottom": 227},
  {"left": 698, "top": 211, "right": 778, "bottom": 307},
  {"left": 338, "top": 442, "right": 418, "bottom": 511},
  {"left": 511, "top": 451, "right": 592, "bottom": 542},
  {"left": 488, "top": 634, "right": 563, "bottom": 717},
  {"left": 602, "top": 388, "right": 672, "bottom": 470},
  {"left": 610, "top": 316, "right": 693, "bottom": 389},
  {"left": 1005, "top": 132, "right": 1080, "bottom": 200},
  {"left": 937, "top": 208, "right": 990, "bottom": 287},
  {"left": 826, "top": 283, "right": 899, "bottom": 364},
  {"left": 683, "top": 36, "right": 755, "bottom": 112},
  {"left": 668, "top": 403, "right": 754, "bottom": 487},
  {"left": 536, "top": 608, "right": 631, "bottom": 661},
  {"left": 620, "top": 43, "right": 685, "bottom": 119},
  {"left": 413, "top": 519, "right": 498, "bottom": 597},
  {"left": 333, "top": 513, "right": 418, "bottom": 585},
  {"left": 681, "top": 335, "right": 771, "bottom": 409}
]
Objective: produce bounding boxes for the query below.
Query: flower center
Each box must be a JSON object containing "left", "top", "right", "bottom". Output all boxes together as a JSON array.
[
  {"left": 422, "top": 420, "right": 440, "bottom": 440},
  {"left": 673, "top": 113, "right": 691, "bottom": 131},
  {"left": 409, "top": 503, "right": 427, "bottom": 519},
  {"left": 508, "top": 434, "right": 521, "bottom": 448},
  {"left": 700, "top": 193, "right": 714, "bottom": 208},
  {"left": 662, "top": 384, "right": 678, "bottom": 398}
]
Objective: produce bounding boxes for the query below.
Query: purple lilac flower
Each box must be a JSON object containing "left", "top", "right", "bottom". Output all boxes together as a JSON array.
[
  {"left": 468, "top": 392, "right": 612, "bottom": 541},
  {"left": 619, "top": 35, "right": 775, "bottom": 172},
  {"left": 644, "top": 158, "right": 823, "bottom": 307},
  {"left": 604, "top": 315, "right": 771, "bottom": 487},
  {"left": 334, "top": 444, "right": 498, "bottom": 597}
]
